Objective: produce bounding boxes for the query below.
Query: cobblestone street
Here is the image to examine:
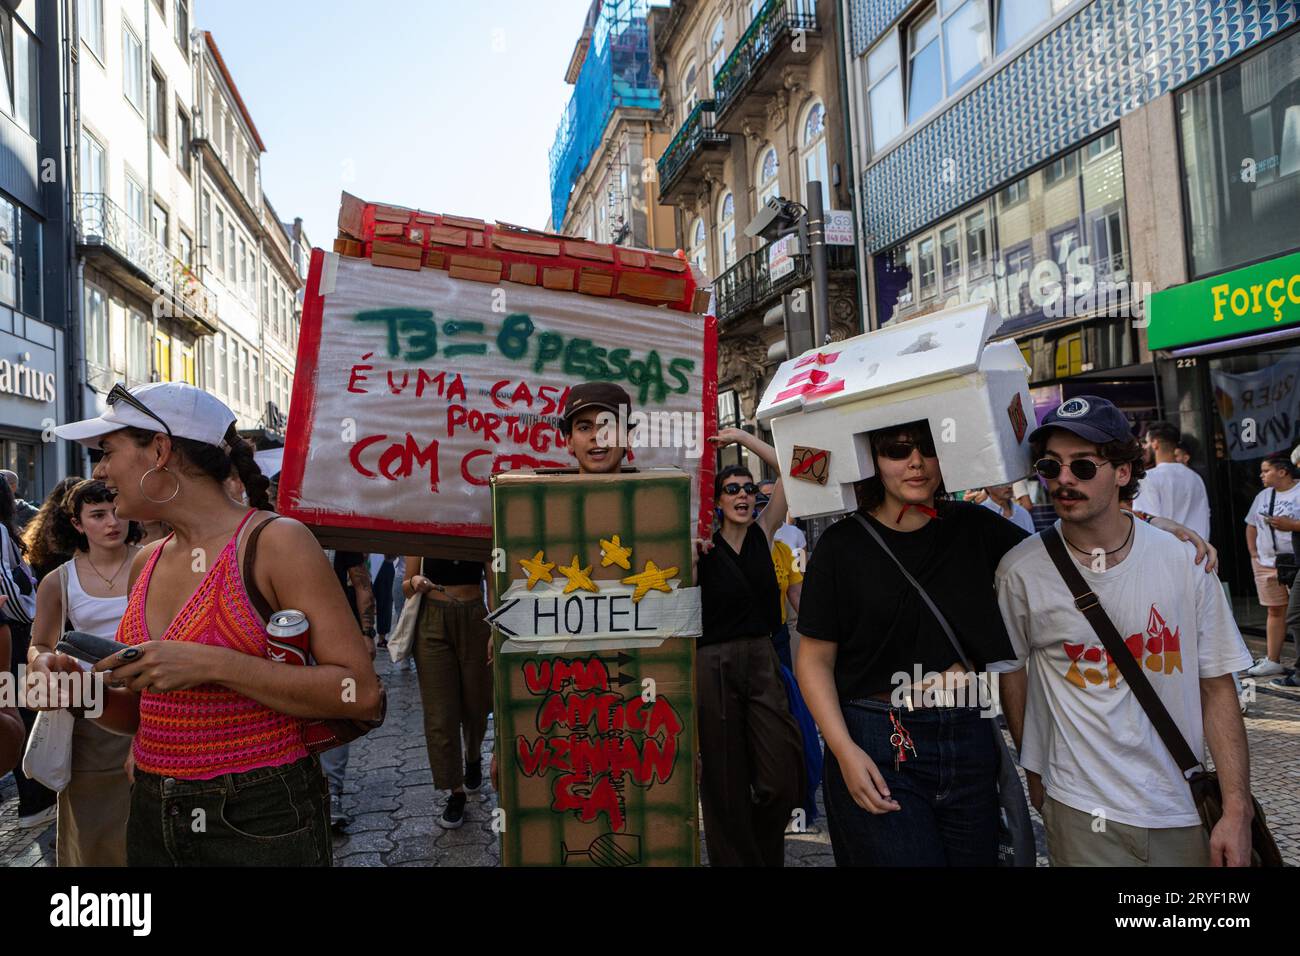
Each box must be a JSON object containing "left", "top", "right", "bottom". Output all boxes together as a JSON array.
[{"left": 3, "top": 637, "right": 1297, "bottom": 867}]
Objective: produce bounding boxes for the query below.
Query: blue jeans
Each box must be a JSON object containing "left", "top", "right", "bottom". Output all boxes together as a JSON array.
[
  {"left": 320, "top": 743, "right": 349, "bottom": 798},
  {"left": 823, "top": 698, "right": 999, "bottom": 866}
]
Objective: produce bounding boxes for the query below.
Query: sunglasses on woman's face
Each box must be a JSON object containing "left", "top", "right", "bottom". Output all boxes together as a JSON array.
[
  {"left": 721, "top": 482, "right": 759, "bottom": 497},
  {"left": 878, "top": 437, "right": 937, "bottom": 460},
  {"left": 1033, "top": 457, "right": 1112, "bottom": 481}
]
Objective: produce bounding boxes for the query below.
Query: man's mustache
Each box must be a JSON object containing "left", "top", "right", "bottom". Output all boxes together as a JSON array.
[{"left": 1053, "top": 489, "right": 1088, "bottom": 501}]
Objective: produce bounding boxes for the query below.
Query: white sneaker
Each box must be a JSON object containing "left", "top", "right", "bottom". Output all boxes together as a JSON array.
[
  {"left": 17, "top": 804, "right": 56, "bottom": 829},
  {"left": 1245, "top": 657, "right": 1285, "bottom": 678}
]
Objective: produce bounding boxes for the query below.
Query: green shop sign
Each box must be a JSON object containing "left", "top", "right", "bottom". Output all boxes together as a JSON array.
[{"left": 1147, "top": 251, "right": 1300, "bottom": 350}]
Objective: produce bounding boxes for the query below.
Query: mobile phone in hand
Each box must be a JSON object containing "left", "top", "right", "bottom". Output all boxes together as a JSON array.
[{"left": 56, "top": 631, "right": 131, "bottom": 665}]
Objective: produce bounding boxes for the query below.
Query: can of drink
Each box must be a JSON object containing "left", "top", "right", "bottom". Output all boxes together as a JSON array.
[{"left": 266, "top": 609, "right": 310, "bottom": 666}]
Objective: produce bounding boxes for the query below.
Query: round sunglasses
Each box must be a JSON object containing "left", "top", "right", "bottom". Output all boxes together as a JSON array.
[{"left": 1033, "top": 457, "right": 1113, "bottom": 481}]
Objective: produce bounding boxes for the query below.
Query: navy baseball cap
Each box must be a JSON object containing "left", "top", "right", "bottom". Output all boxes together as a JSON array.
[{"left": 1028, "top": 395, "right": 1134, "bottom": 445}]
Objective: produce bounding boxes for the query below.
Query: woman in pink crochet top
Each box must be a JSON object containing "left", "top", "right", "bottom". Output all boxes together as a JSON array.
[{"left": 35, "top": 383, "right": 382, "bottom": 866}]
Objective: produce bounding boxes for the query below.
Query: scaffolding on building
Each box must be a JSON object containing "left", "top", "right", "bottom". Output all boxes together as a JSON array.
[{"left": 548, "top": 0, "right": 661, "bottom": 233}]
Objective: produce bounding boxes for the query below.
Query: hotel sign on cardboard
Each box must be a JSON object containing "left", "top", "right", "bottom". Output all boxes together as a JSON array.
[
  {"left": 490, "top": 470, "right": 700, "bottom": 867},
  {"left": 757, "top": 301, "right": 1034, "bottom": 519},
  {"left": 1147, "top": 251, "right": 1300, "bottom": 351},
  {"left": 279, "top": 193, "right": 717, "bottom": 557}
]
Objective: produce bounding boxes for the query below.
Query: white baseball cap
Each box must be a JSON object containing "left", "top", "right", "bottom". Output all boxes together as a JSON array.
[{"left": 55, "top": 382, "right": 238, "bottom": 449}]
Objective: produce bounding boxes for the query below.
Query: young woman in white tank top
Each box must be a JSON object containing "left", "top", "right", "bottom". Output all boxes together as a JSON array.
[{"left": 27, "top": 480, "right": 140, "bottom": 867}]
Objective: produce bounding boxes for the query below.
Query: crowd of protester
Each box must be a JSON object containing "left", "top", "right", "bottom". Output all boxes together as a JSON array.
[{"left": 0, "top": 381, "right": 1279, "bottom": 868}]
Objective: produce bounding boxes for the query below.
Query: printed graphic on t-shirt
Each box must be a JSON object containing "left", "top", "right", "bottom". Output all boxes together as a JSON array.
[{"left": 1063, "top": 604, "right": 1181, "bottom": 689}]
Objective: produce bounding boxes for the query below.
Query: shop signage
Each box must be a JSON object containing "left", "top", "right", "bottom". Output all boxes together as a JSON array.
[
  {"left": 1147, "top": 251, "right": 1300, "bottom": 350},
  {"left": 0, "top": 354, "right": 56, "bottom": 403}
]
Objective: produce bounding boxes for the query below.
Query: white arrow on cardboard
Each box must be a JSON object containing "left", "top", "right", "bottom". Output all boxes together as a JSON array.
[{"left": 487, "top": 581, "right": 702, "bottom": 643}]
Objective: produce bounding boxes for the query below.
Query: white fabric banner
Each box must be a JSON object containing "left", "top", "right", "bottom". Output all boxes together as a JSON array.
[{"left": 283, "top": 254, "right": 709, "bottom": 540}]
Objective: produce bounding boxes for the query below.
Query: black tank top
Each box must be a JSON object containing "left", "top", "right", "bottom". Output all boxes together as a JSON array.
[
  {"left": 421, "top": 557, "right": 484, "bottom": 586},
  {"left": 698, "top": 524, "right": 781, "bottom": 646}
]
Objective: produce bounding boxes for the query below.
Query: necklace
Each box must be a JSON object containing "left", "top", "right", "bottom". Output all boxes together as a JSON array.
[
  {"left": 1062, "top": 515, "right": 1135, "bottom": 558},
  {"left": 85, "top": 549, "right": 132, "bottom": 588}
]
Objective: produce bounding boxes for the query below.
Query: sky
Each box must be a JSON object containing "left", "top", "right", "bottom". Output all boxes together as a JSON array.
[{"left": 197, "top": 0, "right": 598, "bottom": 247}]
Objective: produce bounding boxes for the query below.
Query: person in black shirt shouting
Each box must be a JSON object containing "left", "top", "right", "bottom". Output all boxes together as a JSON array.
[{"left": 697, "top": 427, "right": 804, "bottom": 866}]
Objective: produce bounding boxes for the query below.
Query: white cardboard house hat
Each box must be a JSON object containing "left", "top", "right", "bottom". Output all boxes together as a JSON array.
[{"left": 55, "top": 382, "right": 237, "bottom": 449}]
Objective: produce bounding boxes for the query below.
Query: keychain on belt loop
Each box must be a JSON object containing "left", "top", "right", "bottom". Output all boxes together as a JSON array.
[{"left": 889, "top": 710, "right": 917, "bottom": 772}]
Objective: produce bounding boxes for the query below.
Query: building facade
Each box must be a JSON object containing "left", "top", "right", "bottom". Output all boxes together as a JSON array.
[
  {"left": 73, "top": 0, "right": 215, "bottom": 428},
  {"left": 191, "top": 30, "right": 299, "bottom": 438},
  {"left": 551, "top": 0, "right": 676, "bottom": 249},
  {"left": 845, "top": 0, "right": 1298, "bottom": 609},
  {"left": 650, "top": 0, "right": 861, "bottom": 477},
  {"left": 0, "top": 1, "right": 74, "bottom": 503}
]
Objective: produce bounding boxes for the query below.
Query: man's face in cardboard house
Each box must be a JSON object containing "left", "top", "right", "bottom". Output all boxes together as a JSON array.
[{"left": 566, "top": 407, "right": 627, "bottom": 474}]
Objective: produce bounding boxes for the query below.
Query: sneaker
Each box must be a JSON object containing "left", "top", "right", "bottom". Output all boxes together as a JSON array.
[
  {"left": 329, "top": 793, "right": 348, "bottom": 829},
  {"left": 17, "top": 804, "right": 56, "bottom": 829},
  {"left": 1272, "top": 673, "right": 1300, "bottom": 688},
  {"left": 439, "top": 791, "right": 467, "bottom": 829},
  {"left": 464, "top": 760, "right": 483, "bottom": 793},
  {"left": 1245, "top": 657, "right": 1285, "bottom": 677}
]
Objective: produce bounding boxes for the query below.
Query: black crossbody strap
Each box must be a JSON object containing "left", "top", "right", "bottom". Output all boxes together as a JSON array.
[
  {"left": 852, "top": 513, "right": 973, "bottom": 672},
  {"left": 1268, "top": 489, "right": 1278, "bottom": 554},
  {"left": 1040, "top": 525, "right": 1202, "bottom": 775}
]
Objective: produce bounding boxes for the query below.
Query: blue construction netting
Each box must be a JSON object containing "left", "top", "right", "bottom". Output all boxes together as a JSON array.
[{"left": 549, "top": 0, "right": 661, "bottom": 232}]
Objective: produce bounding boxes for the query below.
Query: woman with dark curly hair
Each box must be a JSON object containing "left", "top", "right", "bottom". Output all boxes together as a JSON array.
[
  {"left": 27, "top": 479, "right": 142, "bottom": 865},
  {"left": 21, "top": 477, "right": 83, "bottom": 582},
  {"left": 29, "top": 382, "right": 382, "bottom": 866}
]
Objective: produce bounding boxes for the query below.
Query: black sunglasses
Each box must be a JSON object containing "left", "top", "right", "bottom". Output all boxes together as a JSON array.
[
  {"left": 1034, "top": 457, "right": 1112, "bottom": 481},
  {"left": 721, "top": 482, "right": 760, "bottom": 496},
  {"left": 878, "top": 438, "right": 937, "bottom": 460},
  {"left": 107, "top": 383, "right": 172, "bottom": 439}
]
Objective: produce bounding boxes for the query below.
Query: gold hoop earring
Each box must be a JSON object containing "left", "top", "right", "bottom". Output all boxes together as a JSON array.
[{"left": 140, "top": 466, "right": 180, "bottom": 504}]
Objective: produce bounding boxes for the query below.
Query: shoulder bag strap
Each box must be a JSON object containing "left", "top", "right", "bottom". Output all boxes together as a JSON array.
[
  {"left": 59, "top": 562, "right": 71, "bottom": 634},
  {"left": 242, "top": 514, "right": 283, "bottom": 624},
  {"left": 852, "top": 513, "right": 973, "bottom": 672},
  {"left": 1040, "top": 524, "right": 1202, "bottom": 775},
  {"left": 1268, "top": 489, "right": 1278, "bottom": 553}
]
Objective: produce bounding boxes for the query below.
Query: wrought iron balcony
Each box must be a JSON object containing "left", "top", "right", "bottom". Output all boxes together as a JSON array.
[
  {"left": 714, "top": 242, "right": 855, "bottom": 324},
  {"left": 713, "top": 0, "right": 818, "bottom": 128},
  {"left": 656, "top": 99, "right": 730, "bottom": 201},
  {"left": 75, "top": 193, "right": 219, "bottom": 332}
]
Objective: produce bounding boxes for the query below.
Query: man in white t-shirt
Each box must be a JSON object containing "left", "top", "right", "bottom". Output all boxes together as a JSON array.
[
  {"left": 980, "top": 483, "right": 1036, "bottom": 533},
  {"left": 1136, "top": 421, "right": 1211, "bottom": 541},
  {"left": 1243, "top": 454, "right": 1300, "bottom": 679},
  {"left": 996, "top": 396, "right": 1253, "bottom": 867}
]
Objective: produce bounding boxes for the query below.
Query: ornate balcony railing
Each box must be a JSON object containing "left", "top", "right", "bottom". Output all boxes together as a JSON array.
[
  {"left": 714, "top": 242, "right": 855, "bottom": 324},
  {"left": 656, "top": 99, "right": 729, "bottom": 195},
  {"left": 713, "top": 0, "right": 817, "bottom": 121},
  {"left": 76, "top": 192, "right": 218, "bottom": 328}
]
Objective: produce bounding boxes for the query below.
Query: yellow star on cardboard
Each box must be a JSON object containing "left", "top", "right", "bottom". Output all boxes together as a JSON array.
[
  {"left": 557, "top": 555, "right": 598, "bottom": 594},
  {"left": 519, "top": 551, "right": 555, "bottom": 590},
  {"left": 622, "top": 560, "right": 678, "bottom": 603},
  {"left": 599, "top": 534, "right": 632, "bottom": 570}
]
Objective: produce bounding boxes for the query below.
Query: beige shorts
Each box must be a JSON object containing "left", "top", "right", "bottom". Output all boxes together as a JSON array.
[
  {"left": 1252, "top": 558, "right": 1289, "bottom": 606},
  {"left": 1042, "top": 796, "right": 1210, "bottom": 867}
]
